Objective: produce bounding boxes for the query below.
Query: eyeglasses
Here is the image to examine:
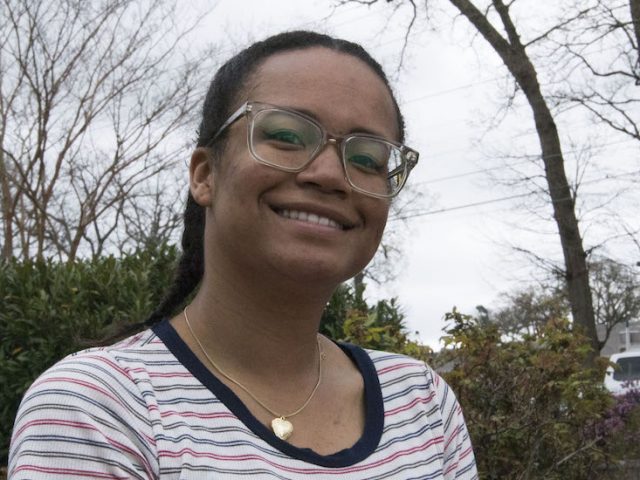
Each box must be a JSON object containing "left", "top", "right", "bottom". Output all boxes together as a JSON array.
[{"left": 208, "top": 101, "right": 419, "bottom": 198}]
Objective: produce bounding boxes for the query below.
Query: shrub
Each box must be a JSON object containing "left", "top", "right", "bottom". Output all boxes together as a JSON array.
[
  {"left": 321, "top": 284, "right": 432, "bottom": 361},
  {"left": 0, "top": 244, "right": 179, "bottom": 465},
  {"left": 438, "top": 308, "right": 640, "bottom": 479}
]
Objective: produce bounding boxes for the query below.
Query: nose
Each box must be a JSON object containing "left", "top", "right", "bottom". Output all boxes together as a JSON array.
[{"left": 295, "top": 139, "right": 350, "bottom": 194}]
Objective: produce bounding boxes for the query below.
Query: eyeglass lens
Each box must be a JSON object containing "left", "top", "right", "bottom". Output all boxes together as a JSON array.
[{"left": 250, "top": 108, "right": 405, "bottom": 196}]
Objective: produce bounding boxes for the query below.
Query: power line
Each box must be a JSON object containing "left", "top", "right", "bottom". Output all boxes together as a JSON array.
[
  {"left": 404, "top": 75, "right": 509, "bottom": 104},
  {"left": 414, "top": 137, "right": 638, "bottom": 186},
  {"left": 396, "top": 168, "right": 640, "bottom": 220}
]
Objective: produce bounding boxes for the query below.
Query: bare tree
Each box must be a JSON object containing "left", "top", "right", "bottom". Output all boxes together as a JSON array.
[
  {"left": 448, "top": 0, "right": 601, "bottom": 356},
  {"left": 590, "top": 256, "right": 640, "bottom": 348},
  {"left": 478, "top": 256, "right": 639, "bottom": 349},
  {"left": 0, "top": 0, "right": 215, "bottom": 262},
  {"left": 547, "top": 0, "right": 640, "bottom": 142},
  {"left": 483, "top": 287, "right": 570, "bottom": 340},
  {"left": 342, "top": 0, "right": 640, "bottom": 358}
]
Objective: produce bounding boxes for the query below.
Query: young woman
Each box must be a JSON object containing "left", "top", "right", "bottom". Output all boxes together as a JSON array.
[{"left": 9, "top": 31, "right": 477, "bottom": 479}]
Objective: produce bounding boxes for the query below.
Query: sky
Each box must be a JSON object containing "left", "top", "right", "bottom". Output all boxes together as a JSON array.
[{"left": 181, "top": 0, "right": 639, "bottom": 348}]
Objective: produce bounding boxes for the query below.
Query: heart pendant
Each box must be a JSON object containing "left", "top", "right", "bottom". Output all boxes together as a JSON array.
[{"left": 271, "top": 417, "right": 293, "bottom": 440}]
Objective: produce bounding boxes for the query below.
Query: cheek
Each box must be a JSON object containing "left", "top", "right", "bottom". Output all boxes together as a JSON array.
[
  {"left": 366, "top": 202, "right": 390, "bottom": 250},
  {"left": 374, "top": 202, "right": 390, "bottom": 234}
]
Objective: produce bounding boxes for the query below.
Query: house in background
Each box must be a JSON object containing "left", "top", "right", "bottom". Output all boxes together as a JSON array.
[{"left": 599, "top": 320, "right": 640, "bottom": 357}]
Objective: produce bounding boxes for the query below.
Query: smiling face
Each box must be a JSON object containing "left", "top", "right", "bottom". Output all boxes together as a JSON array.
[{"left": 192, "top": 47, "right": 399, "bottom": 288}]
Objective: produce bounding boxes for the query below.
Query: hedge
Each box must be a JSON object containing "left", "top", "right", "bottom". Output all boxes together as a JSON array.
[{"left": 0, "top": 244, "right": 179, "bottom": 465}]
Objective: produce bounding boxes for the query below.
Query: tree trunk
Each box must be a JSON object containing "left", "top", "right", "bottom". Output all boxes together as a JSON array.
[
  {"left": 631, "top": 0, "right": 640, "bottom": 83},
  {"left": 0, "top": 149, "right": 13, "bottom": 261},
  {"left": 449, "top": 0, "right": 600, "bottom": 356}
]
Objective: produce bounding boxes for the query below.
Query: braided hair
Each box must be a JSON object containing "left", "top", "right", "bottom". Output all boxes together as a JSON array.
[{"left": 128, "top": 31, "right": 406, "bottom": 335}]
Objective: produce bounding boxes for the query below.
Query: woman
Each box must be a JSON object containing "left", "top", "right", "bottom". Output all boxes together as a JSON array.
[{"left": 9, "top": 31, "right": 477, "bottom": 478}]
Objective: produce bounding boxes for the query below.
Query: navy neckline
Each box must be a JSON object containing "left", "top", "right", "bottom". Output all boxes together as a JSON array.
[{"left": 152, "top": 319, "right": 384, "bottom": 467}]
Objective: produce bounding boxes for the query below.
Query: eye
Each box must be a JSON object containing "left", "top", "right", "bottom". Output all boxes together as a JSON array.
[
  {"left": 265, "top": 129, "right": 305, "bottom": 147},
  {"left": 345, "top": 138, "right": 390, "bottom": 174},
  {"left": 347, "top": 153, "right": 384, "bottom": 173}
]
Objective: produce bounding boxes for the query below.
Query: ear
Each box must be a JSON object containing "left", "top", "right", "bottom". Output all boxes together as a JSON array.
[{"left": 190, "top": 148, "right": 215, "bottom": 206}]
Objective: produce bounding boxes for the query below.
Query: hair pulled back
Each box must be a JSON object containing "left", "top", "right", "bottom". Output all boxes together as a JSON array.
[{"left": 138, "top": 30, "right": 405, "bottom": 331}]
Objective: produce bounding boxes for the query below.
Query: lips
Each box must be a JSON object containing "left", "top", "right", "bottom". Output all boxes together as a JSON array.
[{"left": 272, "top": 207, "right": 352, "bottom": 230}]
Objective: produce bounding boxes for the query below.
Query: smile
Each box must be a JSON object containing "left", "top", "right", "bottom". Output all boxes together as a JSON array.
[{"left": 274, "top": 208, "right": 347, "bottom": 230}]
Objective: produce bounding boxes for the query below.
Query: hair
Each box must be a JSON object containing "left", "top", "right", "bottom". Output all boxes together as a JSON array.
[{"left": 119, "top": 30, "right": 406, "bottom": 337}]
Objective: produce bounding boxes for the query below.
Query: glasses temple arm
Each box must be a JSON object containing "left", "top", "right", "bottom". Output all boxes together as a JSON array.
[
  {"left": 387, "top": 149, "right": 419, "bottom": 179},
  {"left": 209, "top": 102, "right": 250, "bottom": 144}
]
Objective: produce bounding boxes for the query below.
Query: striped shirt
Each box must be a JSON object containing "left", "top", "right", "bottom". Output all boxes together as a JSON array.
[{"left": 9, "top": 320, "right": 477, "bottom": 479}]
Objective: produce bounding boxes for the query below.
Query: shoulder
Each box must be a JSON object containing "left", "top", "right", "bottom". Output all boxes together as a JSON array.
[
  {"left": 360, "top": 348, "right": 454, "bottom": 398},
  {"left": 362, "top": 347, "right": 436, "bottom": 389},
  {"left": 359, "top": 347, "right": 478, "bottom": 479},
  {"left": 9, "top": 329, "right": 163, "bottom": 479},
  {"left": 22, "top": 328, "right": 161, "bottom": 399}
]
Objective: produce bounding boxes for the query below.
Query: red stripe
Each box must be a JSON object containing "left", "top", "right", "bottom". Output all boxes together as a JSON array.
[
  {"left": 377, "top": 362, "right": 419, "bottom": 375},
  {"left": 385, "top": 392, "right": 435, "bottom": 417},
  {"left": 444, "top": 424, "right": 463, "bottom": 450},
  {"left": 35, "top": 376, "right": 122, "bottom": 406},
  {"left": 159, "top": 410, "right": 236, "bottom": 419}
]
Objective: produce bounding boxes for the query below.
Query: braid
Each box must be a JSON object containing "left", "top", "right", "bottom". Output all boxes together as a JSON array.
[
  {"left": 144, "top": 193, "right": 205, "bottom": 325},
  {"left": 93, "top": 194, "right": 204, "bottom": 345}
]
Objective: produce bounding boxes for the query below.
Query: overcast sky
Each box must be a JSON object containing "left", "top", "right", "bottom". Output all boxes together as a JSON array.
[{"left": 183, "top": 0, "right": 639, "bottom": 348}]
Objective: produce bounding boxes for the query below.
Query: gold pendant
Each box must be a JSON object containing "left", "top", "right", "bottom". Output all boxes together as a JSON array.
[{"left": 271, "top": 416, "right": 293, "bottom": 440}]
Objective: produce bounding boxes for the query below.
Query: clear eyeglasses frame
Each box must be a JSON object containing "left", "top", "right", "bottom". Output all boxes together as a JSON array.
[{"left": 208, "top": 101, "right": 419, "bottom": 199}]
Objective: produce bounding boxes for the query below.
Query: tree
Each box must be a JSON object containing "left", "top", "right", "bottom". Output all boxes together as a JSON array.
[
  {"left": 336, "top": 0, "right": 640, "bottom": 358},
  {"left": 476, "top": 288, "right": 570, "bottom": 340},
  {"left": 550, "top": 0, "right": 640, "bottom": 142},
  {"left": 446, "top": 0, "right": 600, "bottom": 356},
  {"left": 0, "top": 0, "right": 214, "bottom": 262},
  {"left": 590, "top": 257, "right": 640, "bottom": 349},
  {"left": 476, "top": 256, "right": 639, "bottom": 349}
]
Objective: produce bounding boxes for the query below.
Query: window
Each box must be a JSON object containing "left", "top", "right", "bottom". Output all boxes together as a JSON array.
[{"left": 613, "top": 356, "right": 640, "bottom": 381}]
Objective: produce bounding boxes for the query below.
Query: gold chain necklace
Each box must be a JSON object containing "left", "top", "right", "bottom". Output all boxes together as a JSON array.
[{"left": 183, "top": 307, "right": 323, "bottom": 441}]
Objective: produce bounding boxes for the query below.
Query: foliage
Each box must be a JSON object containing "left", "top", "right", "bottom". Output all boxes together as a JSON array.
[
  {"left": 320, "top": 283, "right": 432, "bottom": 361},
  {"left": 477, "top": 288, "right": 570, "bottom": 340},
  {"left": 591, "top": 389, "right": 640, "bottom": 477},
  {"left": 439, "top": 307, "right": 640, "bottom": 479},
  {"left": 0, "top": 244, "right": 179, "bottom": 465}
]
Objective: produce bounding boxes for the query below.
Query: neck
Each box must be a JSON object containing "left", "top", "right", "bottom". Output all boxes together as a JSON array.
[{"left": 181, "top": 256, "right": 336, "bottom": 382}]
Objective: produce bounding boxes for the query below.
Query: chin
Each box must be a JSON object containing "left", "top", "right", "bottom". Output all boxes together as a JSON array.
[{"left": 274, "top": 255, "right": 367, "bottom": 287}]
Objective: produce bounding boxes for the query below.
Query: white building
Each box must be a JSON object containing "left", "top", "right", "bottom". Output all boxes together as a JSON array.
[{"left": 599, "top": 320, "right": 640, "bottom": 357}]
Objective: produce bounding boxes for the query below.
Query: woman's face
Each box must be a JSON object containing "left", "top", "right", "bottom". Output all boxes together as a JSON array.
[{"left": 195, "top": 47, "right": 399, "bottom": 287}]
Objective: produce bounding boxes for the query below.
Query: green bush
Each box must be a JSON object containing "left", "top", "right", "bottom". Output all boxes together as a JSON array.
[
  {"left": 0, "top": 244, "right": 179, "bottom": 465},
  {"left": 439, "top": 308, "right": 627, "bottom": 479},
  {"left": 320, "top": 283, "right": 432, "bottom": 361}
]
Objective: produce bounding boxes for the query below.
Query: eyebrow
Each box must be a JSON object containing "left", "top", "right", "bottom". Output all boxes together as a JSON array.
[{"left": 280, "top": 103, "right": 394, "bottom": 140}]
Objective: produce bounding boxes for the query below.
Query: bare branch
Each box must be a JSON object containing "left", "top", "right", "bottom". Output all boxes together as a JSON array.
[{"left": 0, "top": 0, "right": 217, "bottom": 261}]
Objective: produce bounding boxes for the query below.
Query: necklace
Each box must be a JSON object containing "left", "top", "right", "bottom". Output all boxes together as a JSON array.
[{"left": 183, "top": 306, "right": 324, "bottom": 441}]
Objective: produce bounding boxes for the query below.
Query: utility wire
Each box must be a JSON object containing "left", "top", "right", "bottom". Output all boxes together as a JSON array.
[
  {"left": 404, "top": 75, "right": 508, "bottom": 104},
  {"left": 415, "top": 137, "right": 638, "bottom": 186},
  {"left": 395, "top": 168, "right": 640, "bottom": 220}
]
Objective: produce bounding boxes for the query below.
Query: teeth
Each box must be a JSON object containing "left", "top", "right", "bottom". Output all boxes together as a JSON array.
[{"left": 278, "top": 209, "right": 343, "bottom": 230}]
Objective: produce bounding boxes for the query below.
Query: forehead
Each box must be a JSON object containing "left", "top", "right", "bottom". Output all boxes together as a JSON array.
[{"left": 245, "top": 47, "right": 399, "bottom": 139}]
